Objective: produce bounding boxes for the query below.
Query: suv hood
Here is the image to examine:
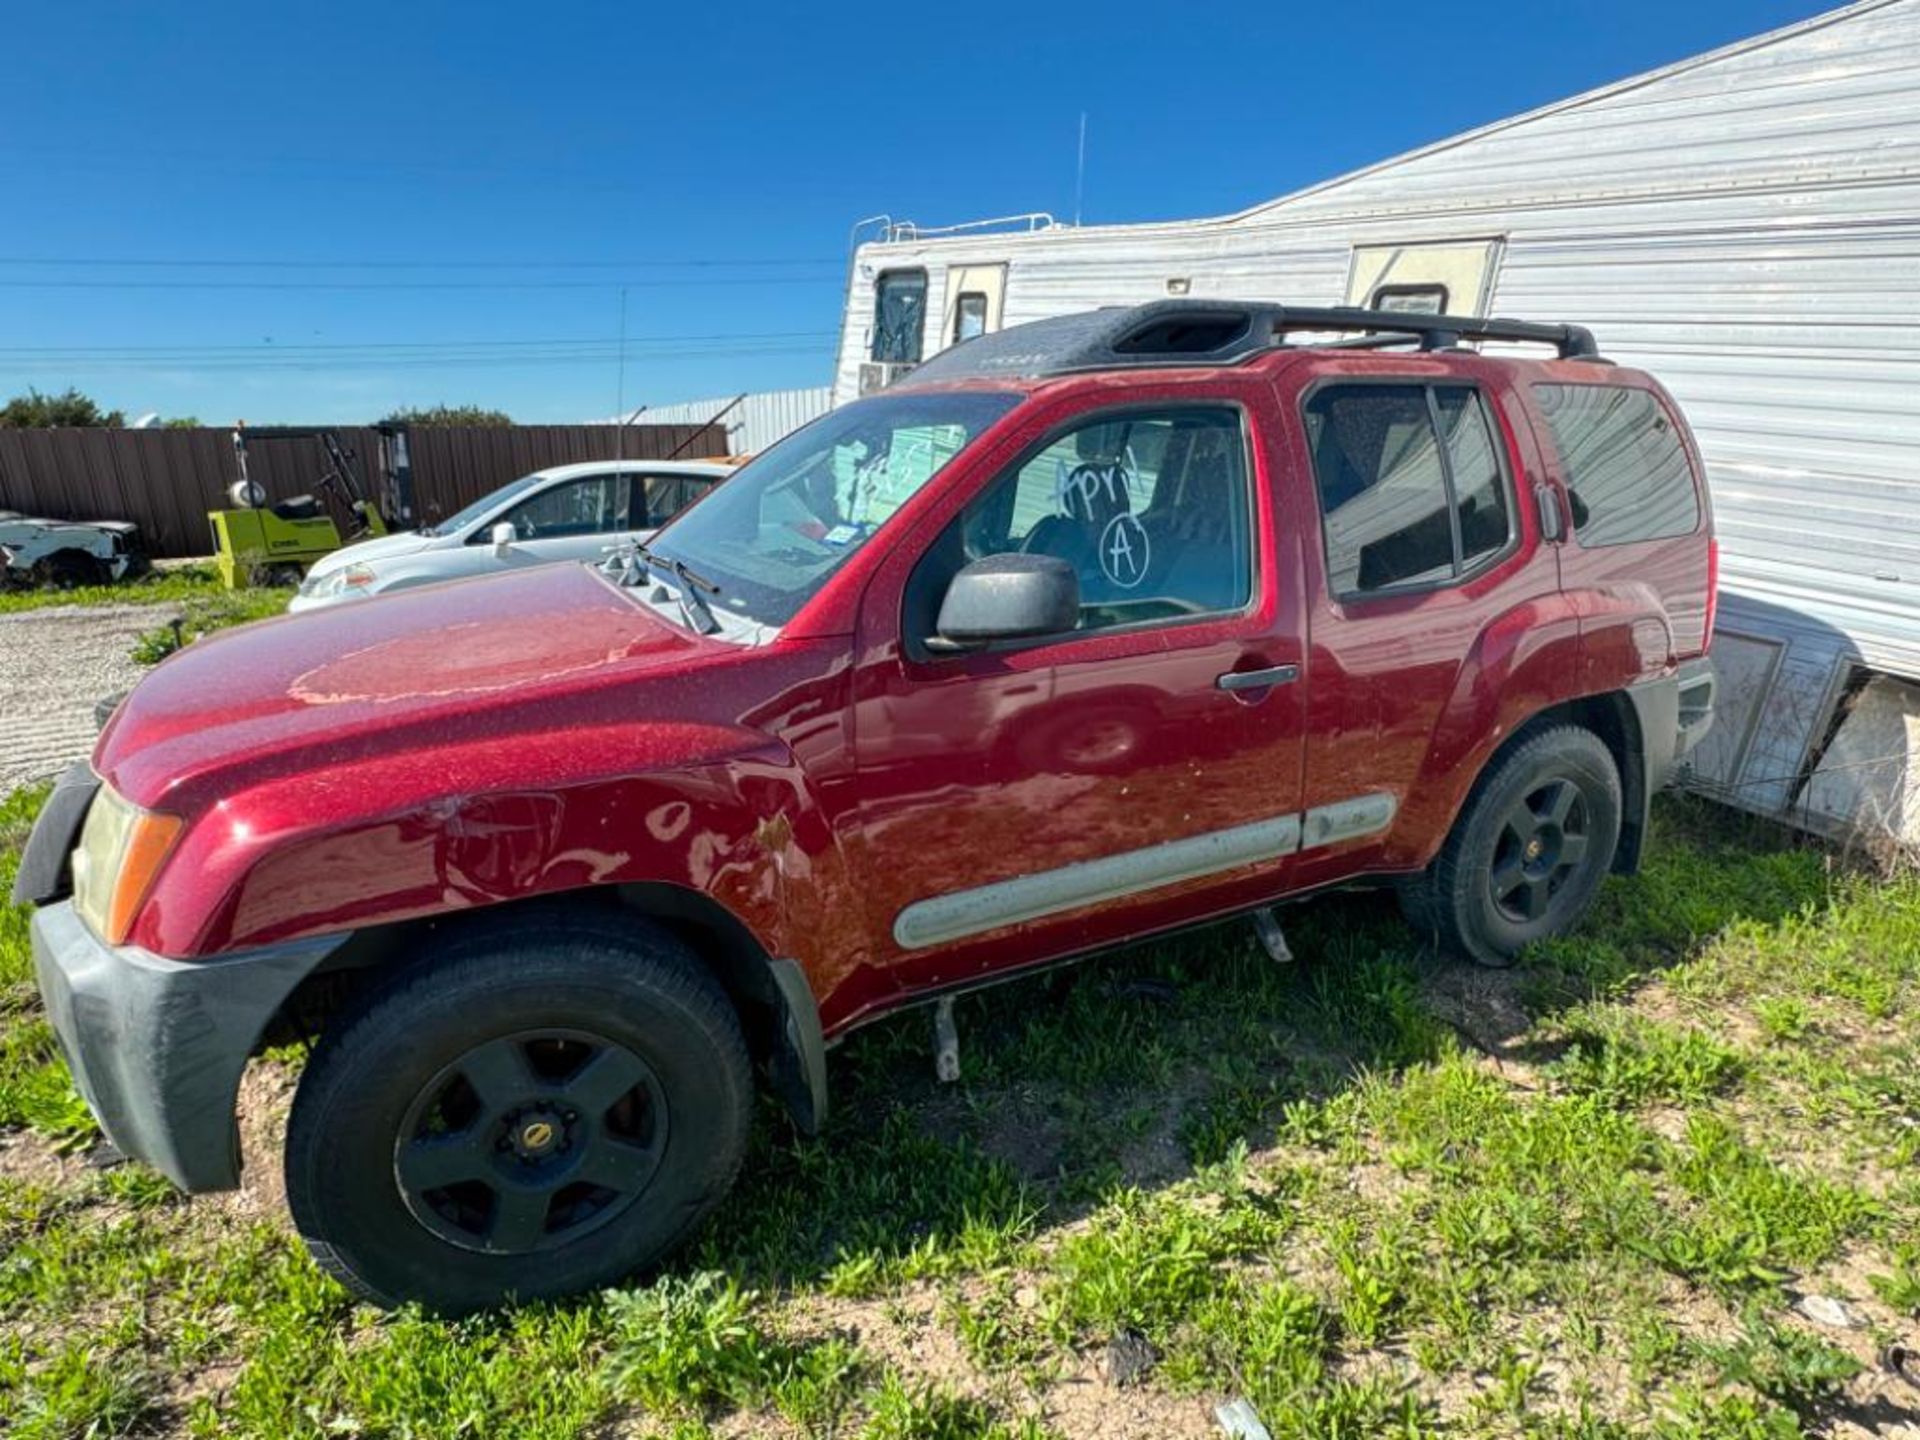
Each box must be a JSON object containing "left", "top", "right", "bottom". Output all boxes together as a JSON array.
[{"left": 99, "top": 564, "right": 716, "bottom": 810}]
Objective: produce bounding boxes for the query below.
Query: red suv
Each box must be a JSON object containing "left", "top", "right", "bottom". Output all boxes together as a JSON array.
[{"left": 21, "top": 302, "right": 1716, "bottom": 1311}]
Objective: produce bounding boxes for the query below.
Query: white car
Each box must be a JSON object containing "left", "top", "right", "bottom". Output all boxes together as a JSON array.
[{"left": 289, "top": 459, "right": 729, "bottom": 612}]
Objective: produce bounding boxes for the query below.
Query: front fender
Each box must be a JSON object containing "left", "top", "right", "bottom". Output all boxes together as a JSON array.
[{"left": 139, "top": 732, "right": 866, "bottom": 1012}]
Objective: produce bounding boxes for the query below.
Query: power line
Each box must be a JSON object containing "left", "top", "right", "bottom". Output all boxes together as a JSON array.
[
  {"left": 0, "top": 344, "right": 832, "bottom": 373},
  {"left": 0, "top": 330, "right": 835, "bottom": 356},
  {"left": 0, "top": 275, "right": 833, "bottom": 292},
  {"left": 0, "top": 254, "right": 841, "bottom": 270}
]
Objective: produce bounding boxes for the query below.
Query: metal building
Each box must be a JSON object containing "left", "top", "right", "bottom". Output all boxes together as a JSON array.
[
  {"left": 831, "top": 0, "right": 1920, "bottom": 840},
  {"left": 610, "top": 387, "right": 832, "bottom": 457}
]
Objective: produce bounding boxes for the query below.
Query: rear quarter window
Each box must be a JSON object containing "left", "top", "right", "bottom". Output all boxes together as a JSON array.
[{"left": 1533, "top": 384, "right": 1699, "bottom": 547}]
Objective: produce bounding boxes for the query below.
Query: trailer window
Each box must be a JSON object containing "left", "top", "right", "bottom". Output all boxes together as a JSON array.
[
  {"left": 872, "top": 270, "right": 928, "bottom": 364},
  {"left": 1533, "top": 384, "right": 1698, "bottom": 547},
  {"left": 953, "top": 292, "right": 989, "bottom": 344},
  {"left": 1304, "top": 383, "right": 1514, "bottom": 597},
  {"left": 1370, "top": 283, "right": 1448, "bottom": 315}
]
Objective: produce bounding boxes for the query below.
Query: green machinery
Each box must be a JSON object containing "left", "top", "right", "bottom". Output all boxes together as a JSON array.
[{"left": 210, "top": 424, "right": 413, "bottom": 588}]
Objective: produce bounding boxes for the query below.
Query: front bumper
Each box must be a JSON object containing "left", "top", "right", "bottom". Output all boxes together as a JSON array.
[{"left": 31, "top": 901, "right": 345, "bottom": 1191}]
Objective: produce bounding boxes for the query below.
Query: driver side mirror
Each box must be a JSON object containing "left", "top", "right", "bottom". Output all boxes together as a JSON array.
[
  {"left": 928, "top": 553, "right": 1080, "bottom": 653},
  {"left": 491, "top": 521, "right": 516, "bottom": 557}
]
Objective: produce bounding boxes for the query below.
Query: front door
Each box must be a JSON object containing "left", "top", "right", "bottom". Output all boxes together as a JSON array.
[
  {"left": 849, "top": 388, "right": 1308, "bottom": 994},
  {"left": 491, "top": 471, "right": 636, "bottom": 568}
]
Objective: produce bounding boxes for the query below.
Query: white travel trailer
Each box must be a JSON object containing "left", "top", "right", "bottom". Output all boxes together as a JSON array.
[{"left": 831, "top": 0, "right": 1920, "bottom": 841}]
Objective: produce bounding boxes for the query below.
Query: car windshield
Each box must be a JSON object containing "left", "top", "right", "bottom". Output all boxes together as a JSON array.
[
  {"left": 420, "top": 470, "right": 551, "bottom": 537},
  {"left": 644, "top": 389, "right": 1020, "bottom": 626}
]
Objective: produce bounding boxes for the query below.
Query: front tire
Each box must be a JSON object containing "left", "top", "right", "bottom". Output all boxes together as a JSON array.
[
  {"left": 1400, "top": 724, "right": 1622, "bottom": 967},
  {"left": 284, "top": 912, "right": 752, "bottom": 1313}
]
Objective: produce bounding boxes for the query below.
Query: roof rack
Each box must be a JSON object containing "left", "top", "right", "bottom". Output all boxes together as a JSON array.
[{"left": 898, "top": 299, "right": 1603, "bottom": 387}]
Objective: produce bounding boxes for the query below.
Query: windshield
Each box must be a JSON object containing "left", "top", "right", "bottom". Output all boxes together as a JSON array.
[
  {"left": 421, "top": 469, "right": 551, "bottom": 537},
  {"left": 644, "top": 390, "right": 1020, "bottom": 625}
]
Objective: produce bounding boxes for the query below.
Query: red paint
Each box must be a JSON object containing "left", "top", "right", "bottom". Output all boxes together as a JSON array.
[{"left": 94, "top": 347, "right": 1713, "bottom": 1040}]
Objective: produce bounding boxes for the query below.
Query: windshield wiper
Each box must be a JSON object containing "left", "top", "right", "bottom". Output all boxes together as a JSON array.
[{"left": 635, "top": 542, "right": 722, "bottom": 635}]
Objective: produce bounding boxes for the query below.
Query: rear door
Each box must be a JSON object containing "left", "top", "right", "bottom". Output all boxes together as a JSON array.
[
  {"left": 1282, "top": 357, "right": 1569, "bottom": 881},
  {"left": 637, "top": 472, "right": 719, "bottom": 530}
]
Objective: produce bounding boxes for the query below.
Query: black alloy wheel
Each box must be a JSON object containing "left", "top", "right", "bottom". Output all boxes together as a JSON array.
[
  {"left": 285, "top": 912, "right": 753, "bottom": 1312},
  {"left": 395, "top": 1028, "right": 668, "bottom": 1255},
  {"left": 1488, "top": 778, "right": 1593, "bottom": 924},
  {"left": 1397, "top": 723, "right": 1622, "bottom": 967}
]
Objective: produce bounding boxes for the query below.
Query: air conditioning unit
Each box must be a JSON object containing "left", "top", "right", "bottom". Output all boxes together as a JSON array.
[{"left": 858, "top": 361, "right": 916, "bottom": 395}]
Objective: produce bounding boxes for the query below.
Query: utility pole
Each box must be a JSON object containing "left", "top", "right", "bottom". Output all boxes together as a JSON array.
[
  {"left": 1074, "top": 112, "right": 1087, "bottom": 226},
  {"left": 613, "top": 286, "right": 629, "bottom": 460}
]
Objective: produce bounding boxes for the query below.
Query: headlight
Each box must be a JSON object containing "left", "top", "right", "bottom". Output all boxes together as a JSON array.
[
  {"left": 71, "top": 783, "right": 183, "bottom": 946},
  {"left": 299, "top": 563, "right": 377, "bottom": 598}
]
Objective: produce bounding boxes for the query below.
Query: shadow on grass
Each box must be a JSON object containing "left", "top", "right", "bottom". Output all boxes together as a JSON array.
[{"left": 691, "top": 794, "right": 1841, "bottom": 1294}]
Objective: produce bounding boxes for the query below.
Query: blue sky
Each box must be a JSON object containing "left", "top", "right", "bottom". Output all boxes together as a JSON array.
[{"left": 1, "top": 0, "right": 1835, "bottom": 424}]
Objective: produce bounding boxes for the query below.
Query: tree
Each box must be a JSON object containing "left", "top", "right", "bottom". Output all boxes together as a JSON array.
[
  {"left": 379, "top": 404, "right": 512, "bottom": 427},
  {"left": 0, "top": 387, "right": 126, "bottom": 428},
  {"left": 161, "top": 416, "right": 201, "bottom": 429}
]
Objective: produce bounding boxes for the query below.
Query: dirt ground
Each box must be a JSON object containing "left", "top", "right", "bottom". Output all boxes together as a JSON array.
[{"left": 0, "top": 603, "right": 152, "bottom": 793}]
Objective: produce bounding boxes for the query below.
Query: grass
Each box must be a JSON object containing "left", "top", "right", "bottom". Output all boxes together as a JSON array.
[
  {"left": 130, "top": 587, "right": 294, "bottom": 664},
  {"left": 1, "top": 793, "right": 1916, "bottom": 1437},
  {"left": 0, "top": 562, "right": 233, "bottom": 615}
]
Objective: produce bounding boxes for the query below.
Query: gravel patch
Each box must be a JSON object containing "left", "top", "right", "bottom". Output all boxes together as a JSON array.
[{"left": 0, "top": 603, "right": 156, "bottom": 795}]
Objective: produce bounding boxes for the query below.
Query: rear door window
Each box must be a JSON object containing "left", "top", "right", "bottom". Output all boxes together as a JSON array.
[
  {"left": 1303, "top": 383, "right": 1514, "bottom": 597},
  {"left": 1532, "top": 384, "right": 1699, "bottom": 546},
  {"left": 640, "top": 473, "right": 715, "bottom": 526}
]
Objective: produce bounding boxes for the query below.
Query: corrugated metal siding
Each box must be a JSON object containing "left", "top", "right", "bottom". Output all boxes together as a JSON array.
[
  {"left": 834, "top": 0, "right": 1920, "bottom": 821},
  {"left": 0, "top": 424, "right": 725, "bottom": 559},
  {"left": 616, "top": 387, "right": 833, "bottom": 455}
]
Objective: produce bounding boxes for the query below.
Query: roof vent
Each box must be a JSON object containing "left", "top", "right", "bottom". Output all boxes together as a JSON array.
[{"left": 1112, "top": 310, "right": 1253, "bottom": 356}]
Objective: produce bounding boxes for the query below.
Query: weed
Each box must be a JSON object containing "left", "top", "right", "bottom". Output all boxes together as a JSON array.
[
  {"left": 132, "top": 587, "right": 291, "bottom": 664},
  {"left": 857, "top": 1372, "right": 1041, "bottom": 1440},
  {"left": 0, "top": 563, "right": 229, "bottom": 616},
  {"left": 1870, "top": 1240, "right": 1920, "bottom": 1316},
  {"left": 604, "top": 1272, "right": 783, "bottom": 1416},
  {"left": 7, "top": 1341, "right": 158, "bottom": 1440},
  {"left": 1696, "top": 1307, "right": 1860, "bottom": 1417},
  {"left": 1551, "top": 1009, "right": 1744, "bottom": 1108}
]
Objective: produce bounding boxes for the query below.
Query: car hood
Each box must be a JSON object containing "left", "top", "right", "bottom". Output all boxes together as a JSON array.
[
  {"left": 98, "top": 564, "right": 722, "bottom": 810},
  {"left": 302, "top": 528, "right": 439, "bottom": 578}
]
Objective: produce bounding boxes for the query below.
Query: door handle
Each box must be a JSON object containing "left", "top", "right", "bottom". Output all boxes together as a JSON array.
[{"left": 1216, "top": 664, "right": 1298, "bottom": 692}]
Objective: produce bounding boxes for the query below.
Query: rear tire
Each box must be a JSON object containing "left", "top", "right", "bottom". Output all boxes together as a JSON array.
[
  {"left": 1399, "top": 724, "right": 1621, "bottom": 967},
  {"left": 284, "top": 911, "right": 752, "bottom": 1313}
]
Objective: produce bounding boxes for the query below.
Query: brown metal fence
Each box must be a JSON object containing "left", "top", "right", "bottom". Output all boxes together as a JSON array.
[{"left": 0, "top": 423, "right": 728, "bottom": 559}]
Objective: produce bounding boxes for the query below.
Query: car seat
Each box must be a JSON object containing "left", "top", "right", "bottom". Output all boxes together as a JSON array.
[{"left": 1021, "top": 423, "right": 1135, "bottom": 599}]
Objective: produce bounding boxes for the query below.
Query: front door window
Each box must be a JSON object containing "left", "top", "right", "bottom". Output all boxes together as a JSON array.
[
  {"left": 920, "top": 407, "right": 1253, "bottom": 637},
  {"left": 496, "top": 474, "right": 630, "bottom": 541}
]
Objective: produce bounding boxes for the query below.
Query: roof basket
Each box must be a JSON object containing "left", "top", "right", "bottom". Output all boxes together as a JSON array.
[{"left": 899, "top": 299, "right": 1603, "bottom": 387}]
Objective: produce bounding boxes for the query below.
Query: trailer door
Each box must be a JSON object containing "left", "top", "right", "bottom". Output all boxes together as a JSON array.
[
  {"left": 1346, "top": 239, "right": 1503, "bottom": 316},
  {"left": 942, "top": 263, "right": 1008, "bottom": 348}
]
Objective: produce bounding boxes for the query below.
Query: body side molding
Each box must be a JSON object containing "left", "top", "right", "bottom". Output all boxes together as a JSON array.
[{"left": 893, "top": 792, "right": 1396, "bottom": 951}]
